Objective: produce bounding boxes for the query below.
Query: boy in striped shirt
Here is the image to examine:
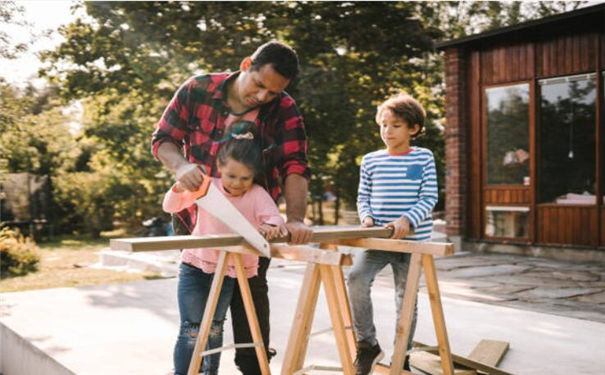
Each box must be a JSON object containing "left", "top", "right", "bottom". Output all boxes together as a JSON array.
[{"left": 348, "top": 93, "right": 438, "bottom": 374}]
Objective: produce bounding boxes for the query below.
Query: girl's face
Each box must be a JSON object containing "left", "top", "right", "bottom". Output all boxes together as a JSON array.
[{"left": 217, "top": 159, "right": 255, "bottom": 197}]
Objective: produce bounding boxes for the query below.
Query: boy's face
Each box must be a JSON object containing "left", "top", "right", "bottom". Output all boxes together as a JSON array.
[
  {"left": 237, "top": 58, "right": 290, "bottom": 108},
  {"left": 378, "top": 109, "right": 419, "bottom": 154}
]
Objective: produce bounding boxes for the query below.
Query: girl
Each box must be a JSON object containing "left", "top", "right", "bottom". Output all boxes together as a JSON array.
[{"left": 163, "top": 121, "right": 286, "bottom": 375}]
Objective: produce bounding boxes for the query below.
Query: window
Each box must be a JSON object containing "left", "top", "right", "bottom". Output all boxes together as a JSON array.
[
  {"left": 539, "top": 73, "right": 596, "bottom": 205},
  {"left": 486, "top": 84, "right": 530, "bottom": 185},
  {"left": 485, "top": 206, "right": 529, "bottom": 238}
]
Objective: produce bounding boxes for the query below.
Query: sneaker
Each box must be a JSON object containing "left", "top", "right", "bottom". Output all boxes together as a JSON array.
[
  {"left": 354, "top": 341, "right": 384, "bottom": 375},
  {"left": 389, "top": 354, "right": 411, "bottom": 372}
]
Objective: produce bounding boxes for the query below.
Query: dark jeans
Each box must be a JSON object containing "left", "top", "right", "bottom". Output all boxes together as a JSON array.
[{"left": 230, "top": 256, "right": 271, "bottom": 375}]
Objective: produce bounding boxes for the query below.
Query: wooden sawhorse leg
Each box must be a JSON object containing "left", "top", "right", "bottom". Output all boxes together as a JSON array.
[
  {"left": 281, "top": 242, "right": 357, "bottom": 375},
  {"left": 188, "top": 251, "right": 270, "bottom": 375}
]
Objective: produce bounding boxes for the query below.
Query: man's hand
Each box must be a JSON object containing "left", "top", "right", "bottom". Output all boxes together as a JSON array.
[
  {"left": 285, "top": 220, "right": 313, "bottom": 245},
  {"left": 385, "top": 217, "right": 411, "bottom": 239},
  {"left": 361, "top": 216, "right": 374, "bottom": 228},
  {"left": 175, "top": 163, "right": 205, "bottom": 191}
]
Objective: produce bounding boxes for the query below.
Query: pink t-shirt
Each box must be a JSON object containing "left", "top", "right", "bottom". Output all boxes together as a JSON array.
[{"left": 162, "top": 178, "right": 284, "bottom": 278}]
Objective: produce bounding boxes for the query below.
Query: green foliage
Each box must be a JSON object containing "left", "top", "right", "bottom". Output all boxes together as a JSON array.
[
  {"left": 0, "top": 226, "right": 40, "bottom": 277},
  {"left": 1, "top": 1, "right": 583, "bottom": 235}
]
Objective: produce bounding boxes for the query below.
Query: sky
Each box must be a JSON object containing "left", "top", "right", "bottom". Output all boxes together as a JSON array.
[{"left": 0, "top": 0, "right": 81, "bottom": 88}]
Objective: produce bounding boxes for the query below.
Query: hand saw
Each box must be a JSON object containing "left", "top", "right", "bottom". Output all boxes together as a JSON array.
[{"left": 190, "top": 172, "right": 271, "bottom": 257}]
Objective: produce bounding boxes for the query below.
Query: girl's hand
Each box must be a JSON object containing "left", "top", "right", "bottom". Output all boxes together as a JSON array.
[
  {"left": 361, "top": 216, "right": 374, "bottom": 228},
  {"left": 259, "top": 223, "right": 282, "bottom": 240},
  {"left": 385, "top": 217, "right": 411, "bottom": 239}
]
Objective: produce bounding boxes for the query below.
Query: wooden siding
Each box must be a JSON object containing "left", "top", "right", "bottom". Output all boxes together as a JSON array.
[
  {"left": 535, "top": 33, "right": 599, "bottom": 77},
  {"left": 468, "top": 51, "right": 482, "bottom": 239},
  {"left": 537, "top": 205, "right": 598, "bottom": 246},
  {"left": 484, "top": 188, "right": 530, "bottom": 204},
  {"left": 480, "top": 43, "right": 534, "bottom": 85}
]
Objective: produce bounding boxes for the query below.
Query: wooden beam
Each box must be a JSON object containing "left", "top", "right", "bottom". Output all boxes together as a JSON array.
[
  {"left": 467, "top": 340, "right": 509, "bottom": 367},
  {"left": 109, "top": 226, "right": 394, "bottom": 252},
  {"left": 409, "top": 352, "right": 476, "bottom": 375},
  {"left": 330, "top": 238, "right": 454, "bottom": 256},
  {"left": 422, "top": 254, "right": 455, "bottom": 375},
  {"left": 415, "top": 342, "right": 513, "bottom": 375}
]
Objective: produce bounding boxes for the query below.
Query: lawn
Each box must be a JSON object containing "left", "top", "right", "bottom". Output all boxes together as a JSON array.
[{"left": 0, "top": 233, "right": 165, "bottom": 293}]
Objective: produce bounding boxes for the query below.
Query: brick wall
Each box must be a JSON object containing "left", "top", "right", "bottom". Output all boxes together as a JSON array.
[{"left": 444, "top": 48, "right": 467, "bottom": 237}]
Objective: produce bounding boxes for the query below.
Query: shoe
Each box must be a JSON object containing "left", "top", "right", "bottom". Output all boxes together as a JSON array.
[{"left": 354, "top": 341, "right": 384, "bottom": 375}]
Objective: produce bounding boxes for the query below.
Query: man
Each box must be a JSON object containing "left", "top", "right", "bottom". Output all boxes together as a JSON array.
[{"left": 151, "top": 41, "right": 313, "bottom": 374}]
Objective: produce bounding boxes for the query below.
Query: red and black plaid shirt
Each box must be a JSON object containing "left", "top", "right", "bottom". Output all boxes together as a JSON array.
[{"left": 152, "top": 72, "right": 310, "bottom": 232}]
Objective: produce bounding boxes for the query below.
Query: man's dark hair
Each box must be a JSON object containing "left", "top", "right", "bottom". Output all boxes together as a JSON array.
[{"left": 250, "top": 41, "right": 299, "bottom": 80}]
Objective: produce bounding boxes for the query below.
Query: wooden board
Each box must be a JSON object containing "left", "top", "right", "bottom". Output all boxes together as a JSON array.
[
  {"left": 331, "top": 238, "right": 454, "bottom": 256},
  {"left": 467, "top": 340, "right": 510, "bottom": 367},
  {"left": 415, "top": 342, "right": 513, "bottom": 375},
  {"left": 409, "top": 351, "right": 477, "bottom": 375},
  {"left": 110, "top": 226, "right": 394, "bottom": 252}
]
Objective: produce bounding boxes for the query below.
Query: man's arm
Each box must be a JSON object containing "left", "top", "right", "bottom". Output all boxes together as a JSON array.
[
  {"left": 157, "top": 142, "right": 204, "bottom": 191},
  {"left": 284, "top": 173, "right": 313, "bottom": 244}
]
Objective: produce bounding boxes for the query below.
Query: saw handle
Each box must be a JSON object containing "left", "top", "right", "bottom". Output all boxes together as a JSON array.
[{"left": 191, "top": 167, "right": 212, "bottom": 199}]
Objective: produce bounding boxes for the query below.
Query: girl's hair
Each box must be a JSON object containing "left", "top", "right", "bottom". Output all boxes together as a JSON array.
[
  {"left": 375, "top": 92, "right": 426, "bottom": 138},
  {"left": 217, "top": 120, "right": 263, "bottom": 176}
]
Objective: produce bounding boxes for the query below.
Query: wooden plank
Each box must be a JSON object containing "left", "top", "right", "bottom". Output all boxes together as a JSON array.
[
  {"left": 375, "top": 363, "right": 413, "bottom": 374},
  {"left": 232, "top": 253, "right": 271, "bottom": 375},
  {"left": 391, "top": 253, "right": 423, "bottom": 375},
  {"left": 467, "top": 339, "right": 510, "bottom": 367},
  {"left": 321, "top": 243, "right": 357, "bottom": 361},
  {"left": 281, "top": 264, "right": 322, "bottom": 375},
  {"left": 187, "top": 251, "right": 229, "bottom": 375},
  {"left": 422, "top": 255, "right": 455, "bottom": 375},
  {"left": 110, "top": 226, "right": 394, "bottom": 252},
  {"left": 409, "top": 352, "right": 476, "bottom": 375},
  {"left": 331, "top": 238, "right": 454, "bottom": 256},
  {"left": 319, "top": 264, "right": 355, "bottom": 375},
  {"left": 415, "top": 342, "right": 514, "bottom": 375}
]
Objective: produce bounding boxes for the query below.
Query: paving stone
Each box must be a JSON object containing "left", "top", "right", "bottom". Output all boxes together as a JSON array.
[
  {"left": 476, "top": 284, "right": 536, "bottom": 295},
  {"left": 519, "top": 287, "right": 603, "bottom": 299},
  {"left": 551, "top": 271, "right": 601, "bottom": 282},
  {"left": 443, "top": 264, "right": 532, "bottom": 278},
  {"left": 481, "top": 275, "right": 580, "bottom": 288},
  {"left": 572, "top": 290, "right": 605, "bottom": 304}
]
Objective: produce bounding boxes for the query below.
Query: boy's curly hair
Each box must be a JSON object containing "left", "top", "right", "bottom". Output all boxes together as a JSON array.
[{"left": 376, "top": 93, "right": 426, "bottom": 138}]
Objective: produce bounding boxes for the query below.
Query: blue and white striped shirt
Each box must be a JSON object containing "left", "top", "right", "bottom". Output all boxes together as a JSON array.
[{"left": 357, "top": 147, "right": 438, "bottom": 241}]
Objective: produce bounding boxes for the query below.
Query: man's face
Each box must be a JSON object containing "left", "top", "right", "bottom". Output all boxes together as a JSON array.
[{"left": 238, "top": 63, "right": 290, "bottom": 108}]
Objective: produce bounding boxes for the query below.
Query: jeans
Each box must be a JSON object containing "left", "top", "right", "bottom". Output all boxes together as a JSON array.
[
  {"left": 230, "top": 256, "right": 271, "bottom": 375},
  {"left": 347, "top": 250, "right": 417, "bottom": 351},
  {"left": 174, "top": 262, "right": 235, "bottom": 375}
]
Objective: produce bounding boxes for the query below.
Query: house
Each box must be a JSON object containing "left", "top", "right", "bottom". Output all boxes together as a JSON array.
[{"left": 437, "top": 4, "right": 605, "bottom": 261}]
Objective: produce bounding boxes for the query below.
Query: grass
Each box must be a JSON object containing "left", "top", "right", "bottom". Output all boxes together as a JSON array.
[{"left": 0, "top": 232, "right": 165, "bottom": 293}]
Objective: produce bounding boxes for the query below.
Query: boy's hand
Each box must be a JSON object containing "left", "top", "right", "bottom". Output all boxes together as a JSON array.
[
  {"left": 385, "top": 217, "right": 411, "bottom": 239},
  {"left": 258, "top": 223, "right": 284, "bottom": 241},
  {"left": 361, "top": 216, "right": 374, "bottom": 228}
]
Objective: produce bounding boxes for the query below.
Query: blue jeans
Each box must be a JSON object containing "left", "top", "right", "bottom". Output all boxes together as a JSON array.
[
  {"left": 174, "top": 262, "right": 235, "bottom": 375},
  {"left": 347, "top": 250, "right": 417, "bottom": 350}
]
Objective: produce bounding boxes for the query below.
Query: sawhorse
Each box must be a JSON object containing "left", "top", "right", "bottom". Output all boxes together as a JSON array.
[
  {"left": 281, "top": 237, "right": 455, "bottom": 375},
  {"left": 110, "top": 226, "right": 455, "bottom": 375}
]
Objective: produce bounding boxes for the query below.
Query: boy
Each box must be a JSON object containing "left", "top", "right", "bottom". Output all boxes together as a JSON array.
[{"left": 348, "top": 93, "right": 438, "bottom": 374}]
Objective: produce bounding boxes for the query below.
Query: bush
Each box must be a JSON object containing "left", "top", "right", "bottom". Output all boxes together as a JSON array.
[{"left": 0, "top": 227, "right": 40, "bottom": 277}]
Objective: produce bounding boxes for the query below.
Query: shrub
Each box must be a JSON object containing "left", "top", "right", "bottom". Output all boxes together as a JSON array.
[{"left": 0, "top": 227, "right": 40, "bottom": 277}]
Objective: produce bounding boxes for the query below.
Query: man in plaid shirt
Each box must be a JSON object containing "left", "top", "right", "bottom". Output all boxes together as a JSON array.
[{"left": 152, "top": 41, "right": 312, "bottom": 374}]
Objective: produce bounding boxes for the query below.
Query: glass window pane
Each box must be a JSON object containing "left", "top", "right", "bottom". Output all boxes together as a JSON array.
[
  {"left": 485, "top": 206, "right": 529, "bottom": 238},
  {"left": 486, "top": 84, "right": 530, "bottom": 185},
  {"left": 539, "top": 74, "right": 596, "bottom": 204}
]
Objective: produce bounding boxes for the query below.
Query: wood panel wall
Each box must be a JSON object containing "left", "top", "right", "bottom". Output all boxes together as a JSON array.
[
  {"left": 535, "top": 33, "right": 599, "bottom": 78},
  {"left": 462, "top": 26, "right": 604, "bottom": 247},
  {"left": 484, "top": 188, "right": 530, "bottom": 205},
  {"left": 537, "top": 206, "right": 598, "bottom": 246}
]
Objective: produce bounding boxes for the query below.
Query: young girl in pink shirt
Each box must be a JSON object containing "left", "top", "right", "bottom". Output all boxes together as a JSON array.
[{"left": 163, "top": 121, "right": 286, "bottom": 375}]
